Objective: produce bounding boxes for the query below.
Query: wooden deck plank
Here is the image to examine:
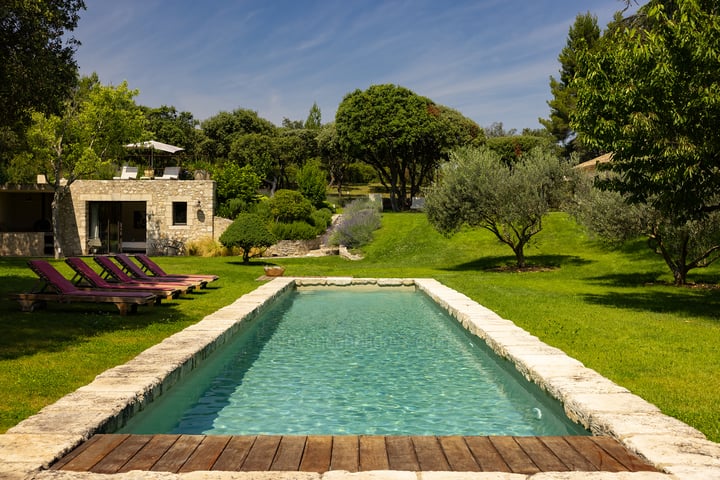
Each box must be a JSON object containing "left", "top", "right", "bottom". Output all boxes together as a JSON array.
[
  {"left": 489, "top": 436, "right": 539, "bottom": 474},
  {"left": 240, "top": 435, "right": 281, "bottom": 471},
  {"left": 212, "top": 435, "right": 256, "bottom": 471},
  {"left": 91, "top": 435, "right": 152, "bottom": 474},
  {"left": 299, "top": 435, "right": 332, "bottom": 472},
  {"left": 331, "top": 435, "right": 359, "bottom": 472},
  {"left": 53, "top": 434, "right": 659, "bottom": 474},
  {"left": 514, "top": 436, "right": 568, "bottom": 472},
  {"left": 117, "top": 435, "right": 178, "bottom": 472},
  {"left": 538, "top": 436, "right": 598, "bottom": 471},
  {"left": 359, "top": 435, "right": 389, "bottom": 471},
  {"left": 438, "top": 436, "right": 480, "bottom": 472},
  {"left": 590, "top": 436, "right": 658, "bottom": 472},
  {"left": 464, "top": 436, "right": 511, "bottom": 472},
  {"left": 55, "top": 434, "right": 129, "bottom": 472},
  {"left": 151, "top": 435, "right": 204, "bottom": 472},
  {"left": 385, "top": 436, "right": 419, "bottom": 471},
  {"left": 570, "top": 436, "right": 627, "bottom": 472},
  {"left": 179, "top": 435, "right": 232, "bottom": 472},
  {"left": 271, "top": 436, "right": 307, "bottom": 471},
  {"left": 412, "top": 436, "right": 450, "bottom": 471}
]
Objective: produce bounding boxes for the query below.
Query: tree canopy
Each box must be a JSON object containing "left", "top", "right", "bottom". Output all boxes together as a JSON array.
[
  {"left": 572, "top": 0, "right": 720, "bottom": 223},
  {"left": 0, "top": 0, "right": 86, "bottom": 180},
  {"left": 540, "top": 11, "right": 600, "bottom": 160},
  {"left": 19, "top": 75, "right": 146, "bottom": 257},
  {"left": 336, "top": 84, "right": 479, "bottom": 211},
  {"left": 425, "top": 147, "right": 573, "bottom": 268}
]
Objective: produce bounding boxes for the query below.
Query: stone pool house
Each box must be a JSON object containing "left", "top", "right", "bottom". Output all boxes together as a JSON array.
[{"left": 0, "top": 176, "right": 223, "bottom": 257}]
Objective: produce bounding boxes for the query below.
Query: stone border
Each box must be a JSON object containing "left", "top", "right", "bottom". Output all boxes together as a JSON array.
[{"left": 1, "top": 277, "right": 717, "bottom": 479}]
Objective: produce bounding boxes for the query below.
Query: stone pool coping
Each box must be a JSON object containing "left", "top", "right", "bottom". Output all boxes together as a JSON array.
[{"left": 1, "top": 277, "right": 718, "bottom": 480}]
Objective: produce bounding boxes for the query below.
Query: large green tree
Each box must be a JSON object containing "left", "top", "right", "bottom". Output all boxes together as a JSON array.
[
  {"left": 540, "top": 12, "right": 600, "bottom": 160},
  {"left": 143, "top": 105, "right": 200, "bottom": 158},
  {"left": 425, "top": 147, "right": 573, "bottom": 268},
  {"left": 572, "top": 0, "right": 720, "bottom": 222},
  {"left": 19, "top": 76, "right": 146, "bottom": 258},
  {"left": 0, "top": 0, "right": 86, "bottom": 179},
  {"left": 336, "top": 84, "right": 471, "bottom": 211},
  {"left": 200, "top": 108, "right": 276, "bottom": 161}
]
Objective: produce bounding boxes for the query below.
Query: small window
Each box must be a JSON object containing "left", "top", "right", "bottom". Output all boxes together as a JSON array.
[{"left": 172, "top": 202, "right": 187, "bottom": 225}]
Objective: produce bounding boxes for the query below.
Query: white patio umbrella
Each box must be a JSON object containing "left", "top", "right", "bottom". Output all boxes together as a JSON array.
[{"left": 125, "top": 140, "right": 184, "bottom": 169}]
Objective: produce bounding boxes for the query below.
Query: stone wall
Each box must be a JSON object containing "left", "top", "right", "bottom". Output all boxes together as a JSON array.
[
  {"left": 264, "top": 238, "right": 322, "bottom": 257},
  {"left": 0, "top": 232, "right": 47, "bottom": 256},
  {"left": 60, "top": 179, "right": 216, "bottom": 256}
]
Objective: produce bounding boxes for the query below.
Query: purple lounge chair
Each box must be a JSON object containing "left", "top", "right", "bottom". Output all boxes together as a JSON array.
[
  {"left": 93, "top": 256, "right": 199, "bottom": 291},
  {"left": 134, "top": 253, "right": 219, "bottom": 284},
  {"left": 10, "top": 260, "right": 156, "bottom": 315},
  {"left": 65, "top": 257, "right": 182, "bottom": 301}
]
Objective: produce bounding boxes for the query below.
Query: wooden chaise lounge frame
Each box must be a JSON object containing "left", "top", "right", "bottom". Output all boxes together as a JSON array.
[
  {"left": 65, "top": 257, "right": 182, "bottom": 302},
  {"left": 133, "top": 253, "right": 219, "bottom": 284},
  {"left": 11, "top": 260, "right": 156, "bottom": 315}
]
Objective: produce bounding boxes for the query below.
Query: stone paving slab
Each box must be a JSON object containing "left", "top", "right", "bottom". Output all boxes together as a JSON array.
[{"left": 3, "top": 277, "right": 717, "bottom": 479}]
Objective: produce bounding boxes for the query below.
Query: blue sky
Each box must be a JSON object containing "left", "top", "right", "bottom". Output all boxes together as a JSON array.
[{"left": 72, "top": 0, "right": 628, "bottom": 131}]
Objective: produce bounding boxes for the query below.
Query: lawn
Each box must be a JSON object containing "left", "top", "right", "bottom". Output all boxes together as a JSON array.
[{"left": 1, "top": 212, "right": 718, "bottom": 443}]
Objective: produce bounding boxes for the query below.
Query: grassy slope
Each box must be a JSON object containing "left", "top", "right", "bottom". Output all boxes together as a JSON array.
[{"left": 1, "top": 212, "right": 718, "bottom": 441}]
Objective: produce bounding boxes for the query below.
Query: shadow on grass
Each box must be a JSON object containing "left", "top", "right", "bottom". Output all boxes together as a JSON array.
[
  {"left": 0, "top": 273, "right": 183, "bottom": 361},
  {"left": 582, "top": 288, "right": 720, "bottom": 320},
  {"left": 444, "top": 254, "right": 592, "bottom": 272}
]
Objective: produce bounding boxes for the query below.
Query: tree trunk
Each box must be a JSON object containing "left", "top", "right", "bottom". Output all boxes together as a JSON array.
[{"left": 672, "top": 266, "right": 688, "bottom": 286}]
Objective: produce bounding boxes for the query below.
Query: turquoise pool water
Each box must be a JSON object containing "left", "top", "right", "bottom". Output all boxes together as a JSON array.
[{"left": 120, "top": 288, "right": 588, "bottom": 436}]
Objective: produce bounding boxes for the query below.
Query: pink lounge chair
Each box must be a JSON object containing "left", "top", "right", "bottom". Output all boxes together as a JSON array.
[
  {"left": 133, "top": 254, "right": 219, "bottom": 284},
  {"left": 93, "top": 255, "right": 199, "bottom": 291},
  {"left": 10, "top": 260, "right": 156, "bottom": 315},
  {"left": 113, "top": 254, "right": 209, "bottom": 289},
  {"left": 65, "top": 257, "right": 182, "bottom": 301}
]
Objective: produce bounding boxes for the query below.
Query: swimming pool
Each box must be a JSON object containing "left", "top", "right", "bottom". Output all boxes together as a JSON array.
[{"left": 119, "top": 286, "right": 588, "bottom": 436}]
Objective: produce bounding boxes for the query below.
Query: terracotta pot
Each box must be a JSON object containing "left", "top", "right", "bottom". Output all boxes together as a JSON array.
[{"left": 263, "top": 266, "right": 285, "bottom": 277}]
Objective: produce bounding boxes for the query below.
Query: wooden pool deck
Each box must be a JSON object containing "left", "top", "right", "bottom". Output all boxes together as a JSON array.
[{"left": 51, "top": 434, "right": 659, "bottom": 474}]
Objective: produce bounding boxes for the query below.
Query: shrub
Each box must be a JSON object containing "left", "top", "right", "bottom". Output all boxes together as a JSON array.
[
  {"left": 268, "top": 189, "right": 313, "bottom": 222},
  {"left": 310, "top": 208, "right": 333, "bottom": 230},
  {"left": 330, "top": 199, "right": 381, "bottom": 248},
  {"left": 271, "top": 221, "right": 319, "bottom": 240},
  {"left": 216, "top": 197, "right": 249, "bottom": 219},
  {"left": 296, "top": 159, "right": 327, "bottom": 208},
  {"left": 186, "top": 236, "right": 226, "bottom": 257},
  {"left": 219, "top": 213, "right": 276, "bottom": 263}
]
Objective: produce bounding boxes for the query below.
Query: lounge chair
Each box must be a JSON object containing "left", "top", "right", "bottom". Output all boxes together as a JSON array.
[
  {"left": 156, "top": 166, "right": 180, "bottom": 179},
  {"left": 133, "top": 254, "right": 219, "bottom": 284},
  {"left": 10, "top": 260, "right": 156, "bottom": 315},
  {"left": 113, "top": 165, "right": 138, "bottom": 180},
  {"left": 65, "top": 257, "right": 183, "bottom": 301},
  {"left": 93, "top": 255, "right": 199, "bottom": 291},
  {"left": 113, "top": 254, "right": 209, "bottom": 289}
]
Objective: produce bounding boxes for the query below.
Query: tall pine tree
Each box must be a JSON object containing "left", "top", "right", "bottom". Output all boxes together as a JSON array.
[{"left": 540, "top": 12, "right": 600, "bottom": 161}]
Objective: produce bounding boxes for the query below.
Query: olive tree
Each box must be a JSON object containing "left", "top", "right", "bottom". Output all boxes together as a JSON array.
[
  {"left": 570, "top": 173, "right": 720, "bottom": 285},
  {"left": 425, "top": 147, "right": 573, "bottom": 268}
]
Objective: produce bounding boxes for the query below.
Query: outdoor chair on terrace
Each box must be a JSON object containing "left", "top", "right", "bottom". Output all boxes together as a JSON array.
[
  {"left": 10, "top": 260, "right": 156, "bottom": 315},
  {"left": 93, "top": 255, "right": 199, "bottom": 291},
  {"left": 157, "top": 166, "right": 180, "bottom": 179},
  {"left": 65, "top": 257, "right": 182, "bottom": 302},
  {"left": 134, "top": 253, "right": 219, "bottom": 284},
  {"left": 113, "top": 165, "right": 138, "bottom": 179}
]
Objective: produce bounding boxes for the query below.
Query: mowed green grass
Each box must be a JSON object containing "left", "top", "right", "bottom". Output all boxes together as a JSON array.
[{"left": 1, "top": 212, "right": 718, "bottom": 442}]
